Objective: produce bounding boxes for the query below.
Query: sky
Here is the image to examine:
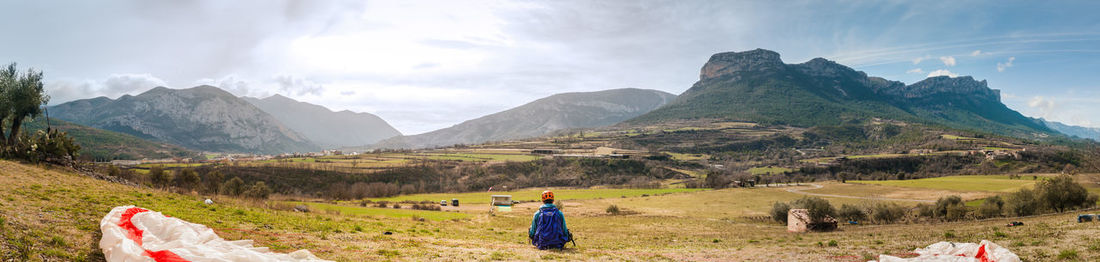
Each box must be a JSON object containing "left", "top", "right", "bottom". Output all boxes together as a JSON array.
[{"left": 2, "top": 1, "right": 1099, "bottom": 135}]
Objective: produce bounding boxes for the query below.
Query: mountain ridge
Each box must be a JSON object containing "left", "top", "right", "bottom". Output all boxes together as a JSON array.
[
  {"left": 629, "top": 48, "right": 1052, "bottom": 138},
  {"left": 49, "top": 85, "right": 319, "bottom": 154},
  {"left": 372, "top": 88, "right": 676, "bottom": 149},
  {"left": 241, "top": 94, "right": 401, "bottom": 148}
]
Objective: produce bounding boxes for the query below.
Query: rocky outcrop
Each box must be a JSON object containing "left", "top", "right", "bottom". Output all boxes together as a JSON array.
[
  {"left": 700, "top": 49, "right": 786, "bottom": 81},
  {"left": 894, "top": 76, "right": 1001, "bottom": 102},
  {"left": 49, "top": 86, "right": 318, "bottom": 154},
  {"left": 630, "top": 48, "right": 1053, "bottom": 138}
]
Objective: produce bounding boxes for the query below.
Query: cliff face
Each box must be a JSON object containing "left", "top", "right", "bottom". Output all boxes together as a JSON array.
[
  {"left": 50, "top": 86, "right": 318, "bottom": 154},
  {"left": 630, "top": 48, "right": 1051, "bottom": 137}
]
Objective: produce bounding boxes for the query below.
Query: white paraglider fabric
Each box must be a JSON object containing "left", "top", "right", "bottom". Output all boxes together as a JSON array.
[
  {"left": 875, "top": 240, "right": 1021, "bottom": 262},
  {"left": 100, "top": 205, "right": 331, "bottom": 262}
]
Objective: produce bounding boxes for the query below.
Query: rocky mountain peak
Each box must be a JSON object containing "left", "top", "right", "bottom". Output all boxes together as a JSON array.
[
  {"left": 794, "top": 57, "right": 866, "bottom": 79},
  {"left": 902, "top": 76, "right": 1000, "bottom": 102},
  {"left": 700, "top": 48, "right": 785, "bottom": 81}
]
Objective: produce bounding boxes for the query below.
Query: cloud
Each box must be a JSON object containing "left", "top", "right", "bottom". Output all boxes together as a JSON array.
[
  {"left": 273, "top": 75, "right": 324, "bottom": 96},
  {"left": 997, "top": 56, "right": 1016, "bottom": 72},
  {"left": 970, "top": 50, "right": 984, "bottom": 56},
  {"left": 906, "top": 68, "right": 924, "bottom": 74},
  {"left": 939, "top": 56, "right": 956, "bottom": 66},
  {"left": 912, "top": 55, "right": 931, "bottom": 64},
  {"left": 927, "top": 69, "right": 958, "bottom": 78},
  {"left": 45, "top": 73, "right": 168, "bottom": 104},
  {"left": 1027, "top": 96, "right": 1056, "bottom": 117},
  {"left": 194, "top": 75, "right": 263, "bottom": 98}
]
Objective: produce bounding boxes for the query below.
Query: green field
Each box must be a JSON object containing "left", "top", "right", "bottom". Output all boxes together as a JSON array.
[
  {"left": 747, "top": 166, "right": 793, "bottom": 175},
  {"left": 849, "top": 175, "right": 1037, "bottom": 192},
  {"left": 286, "top": 201, "right": 469, "bottom": 221},
  {"left": 366, "top": 188, "right": 708, "bottom": 205},
  {"left": 414, "top": 153, "right": 543, "bottom": 162}
]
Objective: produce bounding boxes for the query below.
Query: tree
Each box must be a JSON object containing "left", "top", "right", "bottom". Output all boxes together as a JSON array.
[
  {"left": 934, "top": 195, "right": 964, "bottom": 218},
  {"left": 1005, "top": 188, "right": 1040, "bottom": 216},
  {"left": 977, "top": 196, "right": 1004, "bottom": 218},
  {"left": 791, "top": 197, "right": 836, "bottom": 222},
  {"left": 837, "top": 204, "right": 866, "bottom": 222},
  {"left": 1036, "top": 175, "right": 1089, "bottom": 212},
  {"left": 175, "top": 169, "right": 200, "bottom": 190},
  {"left": 2, "top": 63, "right": 48, "bottom": 145},
  {"left": 244, "top": 181, "right": 271, "bottom": 199},
  {"left": 770, "top": 202, "right": 791, "bottom": 224},
  {"left": 148, "top": 166, "right": 169, "bottom": 187},
  {"left": 203, "top": 170, "right": 224, "bottom": 194},
  {"left": 221, "top": 177, "right": 246, "bottom": 196}
]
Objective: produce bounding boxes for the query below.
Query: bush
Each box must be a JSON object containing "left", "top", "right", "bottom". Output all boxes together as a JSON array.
[
  {"left": 244, "top": 181, "right": 272, "bottom": 199},
  {"left": 1036, "top": 175, "right": 1090, "bottom": 212},
  {"left": 791, "top": 197, "right": 836, "bottom": 222},
  {"left": 1005, "top": 188, "right": 1040, "bottom": 216},
  {"left": 606, "top": 205, "right": 621, "bottom": 215},
  {"left": 770, "top": 202, "right": 791, "bottom": 224},
  {"left": 977, "top": 196, "right": 1004, "bottom": 218},
  {"left": 934, "top": 195, "right": 964, "bottom": 218},
  {"left": 837, "top": 204, "right": 866, "bottom": 222},
  {"left": 221, "top": 177, "right": 246, "bottom": 196},
  {"left": 870, "top": 202, "right": 907, "bottom": 224}
]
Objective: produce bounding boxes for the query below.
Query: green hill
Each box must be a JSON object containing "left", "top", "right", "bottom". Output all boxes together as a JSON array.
[
  {"left": 25, "top": 117, "right": 197, "bottom": 161},
  {"left": 629, "top": 49, "right": 1052, "bottom": 139}
]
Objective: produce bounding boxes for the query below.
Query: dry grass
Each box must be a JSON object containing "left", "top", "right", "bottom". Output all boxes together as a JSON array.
[{"left": 4, "top": 161, "right": 1100, "bottom": 261}]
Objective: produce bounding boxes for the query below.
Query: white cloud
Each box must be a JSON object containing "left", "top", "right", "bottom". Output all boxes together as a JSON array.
[
  {"left": 939, "top": 56, "right": 956, "bottom": 66},
  {"left": 45, "top": 73, "right": 168, "bottom": 104},
  {"left": 906, "top": 68, "right": 923, "bottom": 74},
  {"left": 970, "top": 50, "right": 983, "bottom": 56},
  {"left": 927, "top": 69, "right": 958, "bottom": 78},
  {"left": 273, "top": 75, "right": 325, "bottom": 96},
  {"left": 912, "top": 55, "right": 931, "bottom": 65},
  {"left": 1027, "top": 96, "right": 1056, "bottom": 117},
  {"left": 997, "top": 57, "right": 1016, "bottom": 72}
]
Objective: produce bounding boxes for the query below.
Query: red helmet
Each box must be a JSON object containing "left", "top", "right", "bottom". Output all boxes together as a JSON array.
[{"left": 541, "top": 191, "right": 554, "bottom": 201}]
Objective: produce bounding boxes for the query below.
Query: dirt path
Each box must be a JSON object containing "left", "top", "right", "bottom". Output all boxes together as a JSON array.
[{"left": 785, "top": 184, "right": 935, "bottom": 203}]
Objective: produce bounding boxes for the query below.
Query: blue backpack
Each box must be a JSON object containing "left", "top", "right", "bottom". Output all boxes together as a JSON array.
[{"left": 533, "top": 207, "right": 569, "bottom": 249}]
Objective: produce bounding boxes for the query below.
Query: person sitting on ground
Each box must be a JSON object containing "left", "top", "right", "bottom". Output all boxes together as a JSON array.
[{"left": 528, "top": 190, "right": 572, "bottom": 249}]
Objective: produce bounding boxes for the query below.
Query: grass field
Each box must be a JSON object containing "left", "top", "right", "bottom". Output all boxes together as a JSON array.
[
  {"left": 748, "top": 166, "right": 793, "bottom": 175},
  {"left": 366, "top": 188, "right": 708, "bottom": 205},
  {"left": 6, "top": 161, "right": 1100, "bottom": 261},
  {"left": 285, "top": 201, "right": 470, "bottom": 221},
  {"left": 849, "top": 175, "right": 1037, "bottom": 192}
]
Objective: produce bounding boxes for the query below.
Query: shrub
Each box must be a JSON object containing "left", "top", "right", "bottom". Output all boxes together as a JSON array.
[
  {"left": 107, "top": 165, "right": 121, "bottom": 177},
  {"left": 244, "top": 181, "right": 272, "bottom": 199},
  {"left": 220, "top": 177, "right": 246, "bottom": 196},
  {"left": 770, "top": 202, "right": 791, "bottom": 224},
  {"left": 606, "top": 205, "right": 621, "bottom": 215},
  {"left": 1036, "top": 175, "right": 1090, "bottom": 212},
  {"left": 1005, "top": 188, "right": 1041, "bottom": 216},
  {"left": 791, "top": 197, "right": 836, "bottom": 222},
  {"left": 870, "top": 202, "right": 907, "bottom": 224},
  {"left": 934, "top": 195, "right": 964, "bottom": 218},
  {"left": 837, "top": 204, "right": 866, "bottom": 222},
  {"left": 977, "top": 196, "right": 1004, "bottom": 218},
  {"left": 203, "top": 170, "right": 224, "bottom": 194}
]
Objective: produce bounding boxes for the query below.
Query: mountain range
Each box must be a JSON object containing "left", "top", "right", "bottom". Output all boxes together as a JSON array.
[
  {"left": 372, "top": 88, "right": 676, "bottom": 149},
  {"left": 242, "top": 94, "right": 400, "bottom": 148},
  {"left": 1041, "top": 119, "right": 1100, "bottom": 141},
  {"left": 629, "top": 49, "right": 1053, "bottom": 138},
  {"left": 49, "top": 86, "right": 318, "bottom": 154}
]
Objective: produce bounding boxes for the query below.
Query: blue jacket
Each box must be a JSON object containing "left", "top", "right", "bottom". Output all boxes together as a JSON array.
[{"left": 529, "top": 203, "right": 570, "bottom": 239}]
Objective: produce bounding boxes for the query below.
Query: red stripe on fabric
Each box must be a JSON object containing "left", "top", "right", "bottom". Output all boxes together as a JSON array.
[
  {"left": 145, "top": 250, "right": 191, "bottom": 262},
  {"left": 118, "top": 207, "right": 150, "bottom": 245},
  {"left": 974, "top": 244, "right": 991, "bottom": 262}
]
